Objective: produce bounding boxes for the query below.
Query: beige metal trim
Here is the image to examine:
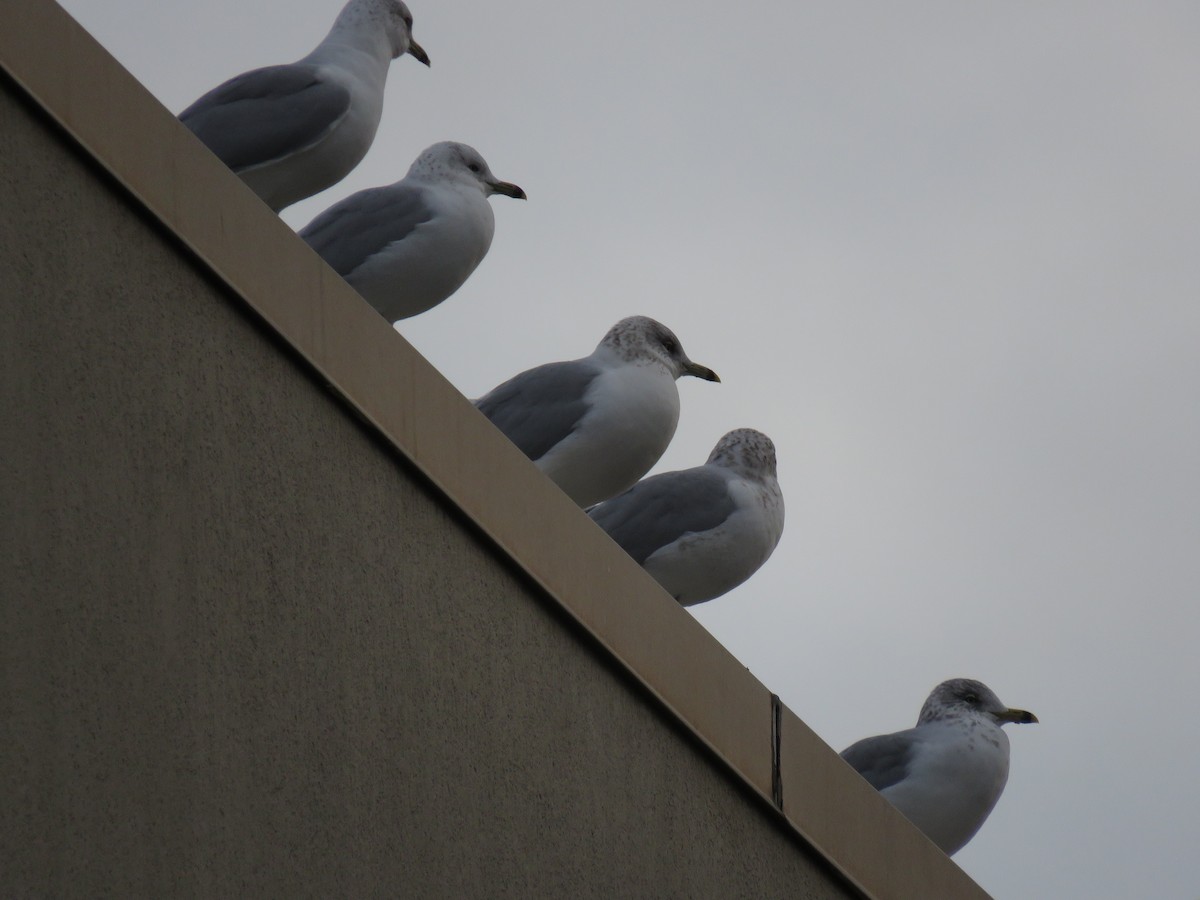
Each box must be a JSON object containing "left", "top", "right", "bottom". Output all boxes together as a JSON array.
[{"left": 0, "top": 3, "right": 990, "bottom": 896}]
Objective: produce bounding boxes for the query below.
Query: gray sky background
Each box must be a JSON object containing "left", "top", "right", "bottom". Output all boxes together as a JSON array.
[{"left": 60, "top": 1, "right": 1200, "bottom": 896}]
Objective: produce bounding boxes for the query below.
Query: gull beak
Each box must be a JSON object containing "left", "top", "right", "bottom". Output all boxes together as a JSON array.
[
  {"left": 408, "top": 39, "right": 431, "bottom": 67},
  {"left": 995, "top": 707, "right": 1038, "bottom": 725},
  {"left": 683, "top": 361, "right": 721, "bottom": 383},
  {"left": 489, "top": 180, "right": 527, "bottom": 200}
]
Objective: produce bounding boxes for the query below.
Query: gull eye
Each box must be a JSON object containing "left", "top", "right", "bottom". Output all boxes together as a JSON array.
[
  {"left": 963, "top": 693, "right": 980, "bottom": 705},
  {"left": 661, "top": 336, "right": 678, "bottom": 354},
  {"left": 468, "top": 162, "right": 482, "bottom": 173}
]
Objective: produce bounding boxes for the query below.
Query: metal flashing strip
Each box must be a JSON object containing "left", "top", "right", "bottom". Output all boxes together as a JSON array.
[{"left": 0, "top": 3, "right": 991, "bottom": 897}]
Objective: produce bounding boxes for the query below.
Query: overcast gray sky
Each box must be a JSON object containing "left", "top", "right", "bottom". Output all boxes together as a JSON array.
[{"left": 61, "top": 1, "right": 1200, "bottom": 896}]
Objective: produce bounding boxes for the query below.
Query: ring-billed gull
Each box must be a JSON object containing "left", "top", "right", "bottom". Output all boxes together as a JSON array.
[
  {"left": 840, "top": 678, "right": 1038, "bottom": 856},
  {"left": 178, "top": 0, "right": 429, "bottom": 212},
  {"left": 475, "top": 317, "right": 720, "bottom": 508},
  {"left": 587, "top": 428, "right": 784, "bottom": 606},
  {"left": 299, "top": 142, "right": 525, "bottom": 321}
]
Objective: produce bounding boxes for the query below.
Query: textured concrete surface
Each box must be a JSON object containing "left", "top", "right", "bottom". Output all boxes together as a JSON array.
[{"left": 0, "top": 80, "right": 858, "bottom": 898}]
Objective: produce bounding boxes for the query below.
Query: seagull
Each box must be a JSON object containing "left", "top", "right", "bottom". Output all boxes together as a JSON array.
[
  {"left": 178, "top": 0, "right": 430, "bottom": 212},
  {"left": 298, "top": 142, "right": 525, "bottom": 321},
  {"left": 840, "top": 678, "right": 1038, "bottom": 856},
  {"left": 587, "top": 428, "right": 784, "bottom": 606},
  {"left": 475, "top": 317, "right": 720, "bottom": 508}
]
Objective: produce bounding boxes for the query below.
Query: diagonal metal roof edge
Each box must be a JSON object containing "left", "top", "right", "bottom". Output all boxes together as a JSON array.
[{"left": 0, "top": 3, "right": 991, "bottom": 897}]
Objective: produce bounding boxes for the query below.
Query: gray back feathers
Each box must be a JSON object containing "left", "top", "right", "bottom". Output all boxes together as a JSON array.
[
  {"left": 180, "top": 65, "right": 350, "bottom": 171},
  {"left": 475, "top": 361, "right": 601, "bottom": 461},
  {"left": 840, "top": 731, "right": 920, "bottom": 793},
  {"left": 588, "top": 469, "right": 736, "bottom": 565},
  {"left": 299, "top": 183, "right": 435, "bottom": 276}
]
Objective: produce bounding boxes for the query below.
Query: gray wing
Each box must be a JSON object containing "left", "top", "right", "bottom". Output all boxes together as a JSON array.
[
  {"left": 179, "top": 64, "right": 350, "bottom": 171},
  {"left": 475, "top": 361, "right": 600, "bottom": 461},
  {"left": 299, "top": 183, "right": 435, "bottom": 277},
  {"left": 840, "top": 730, "right": 919, "bottom": 792},
  {"left": 588, "top": 468, "right": 735, "bottom": 565}
]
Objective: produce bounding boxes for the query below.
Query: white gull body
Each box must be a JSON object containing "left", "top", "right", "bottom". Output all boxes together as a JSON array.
[
  {"left": 475, "top": 317, "right": 720, "bottom": 508},
  {"left": 840, "top": 678, "right": 1038, "bottom": 856},
  {"left": 588, "top": 428, "right": 784, "bottom": 606},
  {"left": 299, "top": 142, "right": 525, "bottom": 321},
  {"left": 179, "top": 0, "right": 429, "bottom": 212}
]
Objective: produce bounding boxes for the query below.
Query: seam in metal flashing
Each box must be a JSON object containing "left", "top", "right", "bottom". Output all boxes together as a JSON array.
[{"left": 771, "top": 693, "right": 783, "bottom": 810}]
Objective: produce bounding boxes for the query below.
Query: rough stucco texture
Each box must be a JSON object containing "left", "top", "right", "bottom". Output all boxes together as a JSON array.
[{"left": 0, "top": 83, "right": 856, "bottom": 899}]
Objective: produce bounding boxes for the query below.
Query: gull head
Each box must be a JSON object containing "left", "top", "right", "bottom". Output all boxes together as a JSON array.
[
  {"left": 918, "top": 678, "right": 1039, "bottom": 728},
  {"left": 409, "top": 142, "right": 526, "bottom": 199},
  {"left": 706, "top": 429, "right": 778, "bottom": 478},
  {"left": 599, "top": 316, "right": 720, "bottom": 382},
  {"left": 375, "top": 0, "right": 430, "bottom": 64}
]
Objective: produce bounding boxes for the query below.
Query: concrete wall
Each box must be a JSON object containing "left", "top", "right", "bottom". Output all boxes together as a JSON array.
[
  {"left": 0, "top": 4, "right": 995, "bottom": 897},
  {"left": 0, "top": 76, "right": 856, "bottom": 899}
]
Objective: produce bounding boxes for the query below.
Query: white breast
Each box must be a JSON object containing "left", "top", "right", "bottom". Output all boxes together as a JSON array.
[
  {"left": 538, "top": 363, "right": 681, "bottom": 508},
  {"left": 883, "top": 718, "right": 1011, "bottom": 855},
  {"left": 243, "top": 49, "right": 389, "bottom": 211},
  {"left": 644, "top": 475, "right": 784, "bottom": 606},
  {"left": 348, "top": 187, "right": 496, "bottom": 320}
]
